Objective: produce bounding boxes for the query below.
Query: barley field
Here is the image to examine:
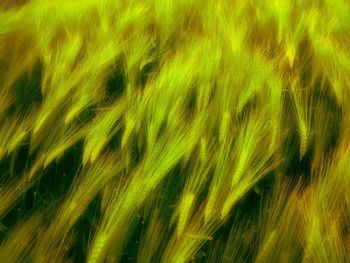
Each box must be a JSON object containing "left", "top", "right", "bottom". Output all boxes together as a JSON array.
[{"left": 0, "top": 0, "right": 349, "bottom": 262}]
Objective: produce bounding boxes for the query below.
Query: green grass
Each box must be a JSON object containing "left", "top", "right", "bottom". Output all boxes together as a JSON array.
[{"left": 0, "top": 0, "right": 350, "bottom": 262}]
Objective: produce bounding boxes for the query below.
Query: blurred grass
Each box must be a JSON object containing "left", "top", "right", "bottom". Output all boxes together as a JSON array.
[{"left": 0, "top": 0, "right": 350, "bottom": 262}]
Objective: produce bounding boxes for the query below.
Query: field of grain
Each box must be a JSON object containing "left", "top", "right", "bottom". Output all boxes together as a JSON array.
[{"left": 0, "top": 0, "right": 349, "bottom": 262}]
